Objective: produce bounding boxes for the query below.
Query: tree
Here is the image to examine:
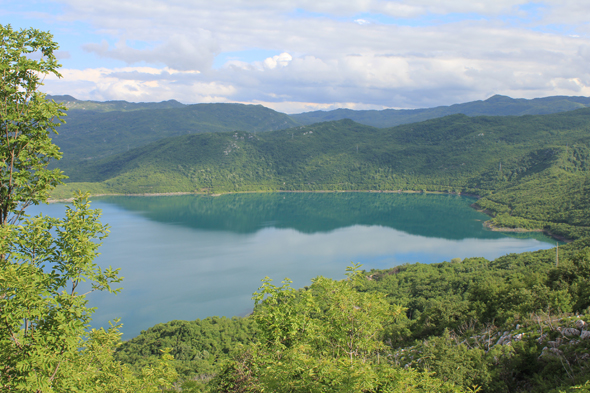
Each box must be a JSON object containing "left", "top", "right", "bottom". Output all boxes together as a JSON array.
[
  {"left": 0, "top": 24, "right": 65, "bottom": 226},
  {"left": 0, "top": 24, "right": 177, "bottom": 392},
  {"left": 210, "top": 265, "right": 462, "bottom": 392}
]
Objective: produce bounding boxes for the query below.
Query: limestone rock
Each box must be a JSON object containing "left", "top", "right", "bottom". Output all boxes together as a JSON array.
[{"left": 561, "top": 328, "right": 580, "bottom": 337}]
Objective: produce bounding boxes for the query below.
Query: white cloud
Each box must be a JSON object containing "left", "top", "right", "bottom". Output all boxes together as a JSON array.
[
  {"left": 263, "top": 52, "right": 292, "bottom": 69},
  {"left": 83, "top": 31, "right": 220, "bottom": 71},
  {"left": 22, "top": 0, "right": 590, "bottom": 111},
  {"left": 43, "top": 67, "right": 235, "bottom": 103}
]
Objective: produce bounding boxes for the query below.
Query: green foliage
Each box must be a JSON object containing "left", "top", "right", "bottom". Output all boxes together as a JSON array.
[
  {"left": 0, "top": 194, "right": 177, "bottom": 392},
  {"left": 114, "top": 316, "right": 258, "bottom": 382},
  {"left": 0, "top": 25, "right": 177, "bottom": 392},
  {"left": 53, "top": 323, "right": 177, "bottom": 393},
  {"left": 0, "top": 24, "right": 66, "bottom": 224},
  {"left": 412, "top": 330, "right": 491, "bottom": 389},
  {"left": 360, "top": 244, "right": 590, "bottom": 338},
  {"left": 209, "top": 267, "right": 461, "bottom": 392}
]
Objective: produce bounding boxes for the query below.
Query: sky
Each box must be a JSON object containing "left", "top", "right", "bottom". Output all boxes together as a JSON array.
[{"left": 3, "top": 0, "right": 590, "bottom": 113}]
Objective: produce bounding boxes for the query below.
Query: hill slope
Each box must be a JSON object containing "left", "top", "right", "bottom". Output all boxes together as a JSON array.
[
  {"left": 56, "top": 108, "right": 590, "bottom": 239},
  {"left": 49, "top": 94, "right": 590, "bottom": 172},
  {"left": 50, "top": 102, "right": 300, "bottom": 169},
  {"left": 47, "top": 94, "right": 186, "bottom": 112}
]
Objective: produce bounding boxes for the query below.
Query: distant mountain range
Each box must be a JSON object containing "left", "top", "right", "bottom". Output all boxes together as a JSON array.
[
  {"left": 290, "top": 95, "right": 590, "bottom": 127},
  {"left": 48, "top": 96, "right": 299, "bottom": 166},
  {"left": 48, "top": 95, "right": 186, "bottom": 112},
  {"left": 47, "top": 94, "right": 590, "bottom": 169}
]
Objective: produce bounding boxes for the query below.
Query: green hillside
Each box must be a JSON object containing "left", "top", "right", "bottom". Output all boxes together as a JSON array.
[
  {"left": 291, "top": 94, "right": 590, "bottom": 128},
  {"left": 49, "top": 102, "right": 300, "bottom": 169},
  {"left": 49, "top": 94, "right": 590, "bottom": 170},
  {"left": 47, "top": 94, "right": 186, "bottom": 112},
  {"left": 55, "top": 108, "right": 590, "bottom": 240},
  {"left": 116, "top": 241, "right": 590, "bottom": 392}
]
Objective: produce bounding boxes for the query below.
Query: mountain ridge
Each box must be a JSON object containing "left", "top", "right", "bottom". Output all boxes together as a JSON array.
[
  {"left": 291, "top": 94, "right": 590, "bottom": 127},
  {"left": 54, "top": 108, "right": 590, "bottom": 240}
]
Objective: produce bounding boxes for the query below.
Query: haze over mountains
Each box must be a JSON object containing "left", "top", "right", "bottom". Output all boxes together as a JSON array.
[{"left": 290, "top": 95, "right": 590, "bottom": 127}]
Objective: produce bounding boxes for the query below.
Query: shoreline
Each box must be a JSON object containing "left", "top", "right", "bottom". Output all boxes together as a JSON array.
[
  {"left": 48, "top": 189, "right": 571, "bottom": 243},
  {"left": 48, "top": 188, "right": 476, "bottom": 202},
  {"left": 483, "top": 221, "right": 571, "bottom": 243},
  {"left": 48, "top": 191, "right": 195, "bottom": 203}
]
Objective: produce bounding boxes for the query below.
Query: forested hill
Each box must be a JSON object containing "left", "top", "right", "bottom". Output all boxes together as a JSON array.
[
  {"left": 291, "top": 94, "right": 590, "bottom": 127},
  {"left": 116, "top": 241, "right": 590, "bottom": 392},
  {"left": 48, "top": 94, "right": 590, "bottom": 168},
  {"left": 47, "top": 94, "right": 186, "bottom": 112},
  {"left": 48, "top": 100, "right": 299, "bottom": 166},
  {"left": 56, "top": 108, "right": 590, "bottom": 240}
]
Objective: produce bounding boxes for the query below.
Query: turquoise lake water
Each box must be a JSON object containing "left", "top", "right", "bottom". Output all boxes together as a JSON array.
[{"left": 30, "top": 192, "right": 557, "bottom": 338}]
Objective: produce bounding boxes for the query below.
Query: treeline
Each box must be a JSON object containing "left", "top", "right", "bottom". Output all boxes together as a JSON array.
[{"left": 116, "top": 240, "right": 590, "bottom": 392}]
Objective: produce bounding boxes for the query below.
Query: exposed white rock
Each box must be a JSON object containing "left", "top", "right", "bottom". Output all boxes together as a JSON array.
[{"left": 561, "top": 328, "right": 581, "bottom": 337}]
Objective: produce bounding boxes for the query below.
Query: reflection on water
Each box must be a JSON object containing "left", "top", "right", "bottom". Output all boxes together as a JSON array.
[
  {"left": 30, "top": 193, "right": 557, "bottom": 338},
  {"left": 99, "top": 192, "right": 506, "bottom": 238}
]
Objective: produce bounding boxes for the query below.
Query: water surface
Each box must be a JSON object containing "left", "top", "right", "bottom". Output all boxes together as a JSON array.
[{"left": 31, "top": 193, "right": 556, "bottom": 338}]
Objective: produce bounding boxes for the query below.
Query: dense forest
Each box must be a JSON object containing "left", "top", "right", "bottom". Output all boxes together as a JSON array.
[
  {"left": 48, "top": 93, "right": 590, "bottom": 169},
  {"left": 48, "top": 98, "right": 298, "bottom": 169}
]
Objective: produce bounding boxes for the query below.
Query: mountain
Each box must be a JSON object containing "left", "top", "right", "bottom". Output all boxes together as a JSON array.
[
  {"left": 47, "top": 95, "right": 186, "bottom": 112},
  {"left": 290, "top": 95, "right": 590, "bottom": 128},
  {"left": 48, "top": 94, "right": 590, "bottom": 169},
  {"left": 55, "top": 108, "right": 590, "bottom": 240},
  {"left": 49, "top": 101, "right": 300, "bottom": 167}
]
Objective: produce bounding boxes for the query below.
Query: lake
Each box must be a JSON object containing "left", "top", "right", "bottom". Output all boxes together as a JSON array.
[{"left": 30, "top": 192, "right": 557, "bottom": 338}]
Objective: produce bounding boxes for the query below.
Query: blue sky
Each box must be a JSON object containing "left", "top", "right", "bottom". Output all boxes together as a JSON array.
[{"left": 3, "top": 0, "right": 590, "bottom": 113}]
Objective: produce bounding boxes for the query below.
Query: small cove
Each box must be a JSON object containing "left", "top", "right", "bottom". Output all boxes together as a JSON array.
[{"left": 30, "top": 192, "right": 557, "bottom": 338}]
